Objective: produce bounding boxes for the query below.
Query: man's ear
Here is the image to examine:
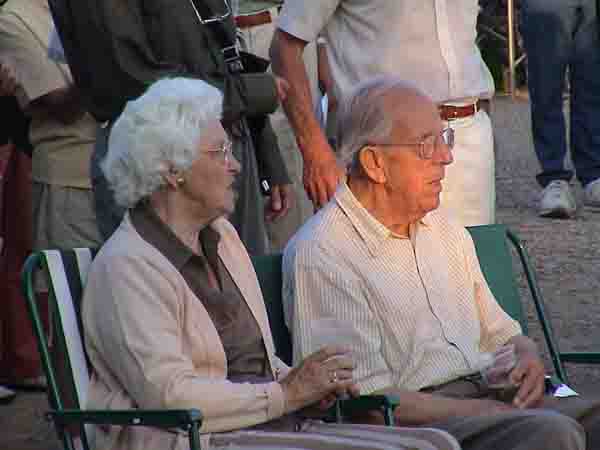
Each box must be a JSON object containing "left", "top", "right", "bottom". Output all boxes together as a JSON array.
[{"left": 358, "top": 146, "right": 387, "bottom": 184}]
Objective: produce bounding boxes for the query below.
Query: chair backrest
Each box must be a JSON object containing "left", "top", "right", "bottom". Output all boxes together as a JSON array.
[
  {"left": 22, "top": 233, "right": 533, "bottom": 403},
  {"left": 251, "top": 254, "right": 293, "bottom": 366},
  {"left": 466, "top": 224, "right": 528, "bottom": 334},
  {"left": 24, "top": 248, "right": 293, "bottom": 412},
  {"left": 21, "top": 248, "right": 97, "bottom": 412}
]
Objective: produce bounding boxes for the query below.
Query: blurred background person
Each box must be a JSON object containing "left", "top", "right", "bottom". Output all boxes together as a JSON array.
[
  {"left": 235, "top": 0, "right": 315, "bottom": 250},
  {"left": 49, "top": 0, "right": 291, "bottom": 255},
  {"left": 271, "top": 0, "right": 496, "bottom": 226},
  {"left": 0, "top": 88, "right": 33, "bottom": 401},
  {"left": 521, "top": 0, "right": 600, "bottom": 218},
  {"left": 0, "top": 0, "right": 102, "bottom": 390}
]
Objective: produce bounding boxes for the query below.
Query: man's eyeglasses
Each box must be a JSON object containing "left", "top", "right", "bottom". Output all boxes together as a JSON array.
[
  {"left": 372, "top": 127, "right": 455, "bottom": 160},
  {"left": 206, "top": 139, "right": 233, "bottom": 164}
]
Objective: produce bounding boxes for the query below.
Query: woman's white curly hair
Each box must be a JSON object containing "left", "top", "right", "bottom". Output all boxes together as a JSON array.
[{"left": 101, "top": 77, "right": 224, "bottom": 208}]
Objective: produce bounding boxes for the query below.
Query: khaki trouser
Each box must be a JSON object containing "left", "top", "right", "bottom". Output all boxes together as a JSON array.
[
  {"left": 421, "top": 378, "right": 597, "bottom": 450},
  {"left": 210, "top": 420, "right": 461, "bottom": 450}
]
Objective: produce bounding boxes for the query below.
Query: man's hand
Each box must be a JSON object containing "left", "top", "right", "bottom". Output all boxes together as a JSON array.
[
  {"left": 265, "top": 183, "right": 293, "bottom": 222},
  {"left": 504, "top": 335, "right": 545, "bottom": 409},
  {"left": 0, "top": 62, "right": 18, "bottom": 97},
  {"left": 271, "top": 30, "right": 345, "bottom": 210},
  {"left": 274, "top": 76, "right": 290, "bottom": 103},
  {"left": 510, "top": 351, "right": 545, "bottom": 409},
  {"left": 303, "top": 145, "right": 345, "bottom": 209}
]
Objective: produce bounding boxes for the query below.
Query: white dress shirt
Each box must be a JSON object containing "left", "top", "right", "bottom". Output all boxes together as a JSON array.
[
  {"left": 278, "top": 0, "right": 495, "bottom": 103},
  {"left": 283, "top": 184, "right": 521, "bottom": 393}
]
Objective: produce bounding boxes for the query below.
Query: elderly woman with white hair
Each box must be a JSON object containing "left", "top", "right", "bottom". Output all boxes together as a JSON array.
[{"left": 81, "top": 77, "right": 461, "bottom": 450}]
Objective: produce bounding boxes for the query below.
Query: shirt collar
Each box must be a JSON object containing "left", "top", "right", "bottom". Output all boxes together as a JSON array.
[
  {"left": 334, "top": 183, "right": 431, "bottom": 257},
  {"left": 130, "top": 201, "right": 220, "bottom": 270}
]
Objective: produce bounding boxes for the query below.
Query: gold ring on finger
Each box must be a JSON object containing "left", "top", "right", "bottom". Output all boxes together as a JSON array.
[{"left": 330, "top": 370, "right": 338, "bottom": 383}]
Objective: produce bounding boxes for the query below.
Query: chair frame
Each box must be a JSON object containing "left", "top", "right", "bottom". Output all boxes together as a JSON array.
[
  {"left": 22, "top": 247, "right": 399, "bottom": 450},
  {"left": 21, "top": 251, "right": 203, "bottom": 450},
  {"left": 27, "top": 223, "right": 587, "bottom": 443},
  {"left": 467, "top": 224, "right": 600, "bottom": 385}
]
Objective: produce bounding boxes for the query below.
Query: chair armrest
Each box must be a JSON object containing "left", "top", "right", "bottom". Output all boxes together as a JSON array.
[
  {"left": 329, "top": 394, "right": 400, "bottom": 426},
  {"left": 47, "top": 409, "right": 202, "bottom": 430},
  {"left": 559, "top": 352, "right": 600, "bottom": 364}
]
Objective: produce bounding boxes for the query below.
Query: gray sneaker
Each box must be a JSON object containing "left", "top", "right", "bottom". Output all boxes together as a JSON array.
[
  {"left": 538, "top": 180, "right": 576, "bottom": 218},
  {"left": 584, "top": 179, "right": 600, "bottom": 209}
]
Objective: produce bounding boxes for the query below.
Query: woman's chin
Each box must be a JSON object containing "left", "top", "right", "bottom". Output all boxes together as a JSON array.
[{"left": 222, "top": 195, "right": 236, "bottom": 216}]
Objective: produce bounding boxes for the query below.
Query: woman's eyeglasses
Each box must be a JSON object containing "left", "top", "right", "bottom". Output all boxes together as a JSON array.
[{"left": 206, "top": 139, "right": 233, "bottom": 163}]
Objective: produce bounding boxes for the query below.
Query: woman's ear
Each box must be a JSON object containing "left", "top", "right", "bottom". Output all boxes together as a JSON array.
[
  {"left": 358, "top": 146, "right": 387, "bottom": 184},
  {"left": 163, "top": 167, "right": 183, "bottom": 190}
]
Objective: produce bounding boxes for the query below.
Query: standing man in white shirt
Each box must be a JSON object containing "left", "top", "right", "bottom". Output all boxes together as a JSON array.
[{"left": 270, "top": 0, "right": 496, "bottom": 226}]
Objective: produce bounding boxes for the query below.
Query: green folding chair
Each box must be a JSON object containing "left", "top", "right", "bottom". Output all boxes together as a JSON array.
[
  {"left": 22, "top": 247, "right": 399, "bottom": 450},
  {"left": 252, "top": 254, "right": 399, "bottom": 425},
  {"left": 467, "top": 224, "right": 600, "bottom": 385},
  {"left": 21, "top": 249, "right": 203, "bottom": 450}
]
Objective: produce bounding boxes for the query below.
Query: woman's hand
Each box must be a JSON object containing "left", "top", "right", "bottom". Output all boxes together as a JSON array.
[
  {"left": 0, "top": 62, "right": 18, "bottom": 97},
  {"left": 279, "top": 345, "right": 358, "bottom": 414}
]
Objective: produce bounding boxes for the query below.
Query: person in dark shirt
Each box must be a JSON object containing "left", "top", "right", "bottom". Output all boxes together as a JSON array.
[
  {"left": 49, "top": 0, "right": 292, "bottom": 254},
  {"left": 0, "top": 94, "right": 40, "bottom": 400},
  {"left": 0, "top": 95, "right": 32, "bottom": 153}
]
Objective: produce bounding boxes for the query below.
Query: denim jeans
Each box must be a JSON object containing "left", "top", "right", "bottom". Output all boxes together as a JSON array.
[{"left": 522, "top": 0, "right": 600, "bottom": 187}]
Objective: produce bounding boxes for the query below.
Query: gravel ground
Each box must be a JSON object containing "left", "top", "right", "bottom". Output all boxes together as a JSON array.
[
  {"left": 493, "top": 95, "right": 600, "bottom": 391},
  {"left": 2, "top": 95, "right": 600, "bottom": 450}
]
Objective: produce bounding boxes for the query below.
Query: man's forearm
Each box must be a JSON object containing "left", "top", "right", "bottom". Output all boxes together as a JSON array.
[
  {"left": 370, "top": 387, "right": 512, "bottom": 426},
  {"left": 270, "top": 29, "right": 331, "bottom": 161}
]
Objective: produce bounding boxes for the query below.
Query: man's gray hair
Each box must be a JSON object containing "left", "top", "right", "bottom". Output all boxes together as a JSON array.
[
  {"left": 336, "top": 76, "right": 421, "bottom": 171},
  {"left": 102, "top": 77, "right": 224, "bottom": 208}
]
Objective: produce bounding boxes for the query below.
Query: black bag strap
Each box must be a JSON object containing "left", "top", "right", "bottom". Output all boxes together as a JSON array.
[{"left": 188, "top": 0, "right": 244, "bottom": 73}]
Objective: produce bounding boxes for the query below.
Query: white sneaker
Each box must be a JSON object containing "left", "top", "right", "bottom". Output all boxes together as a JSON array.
[
  {"left": 584, "top": 179, "right": 600, "bottom": 209},
  {"left": 538, "top": 180, "right": 576, "bottom": 218}
]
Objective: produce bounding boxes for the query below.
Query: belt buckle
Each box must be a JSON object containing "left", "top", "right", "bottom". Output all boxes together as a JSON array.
[{"left": 447, "top": 108, "right": 460, "bottom": 122}]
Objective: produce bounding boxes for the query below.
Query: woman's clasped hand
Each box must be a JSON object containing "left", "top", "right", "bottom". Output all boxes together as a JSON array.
[{"left": 279, "top": 345, "right": 359, "bottom": 414}]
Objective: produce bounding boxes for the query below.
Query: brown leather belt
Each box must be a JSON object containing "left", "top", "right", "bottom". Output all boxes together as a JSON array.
[
  {"left": 235, "top": 11, "right": 272, "bottom": 29},
  {"left": 438, "top": 100, "right": 481, "bottom": 121}
]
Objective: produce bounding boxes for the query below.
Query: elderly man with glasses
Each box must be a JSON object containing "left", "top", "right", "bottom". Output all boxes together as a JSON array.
[
  {"left": 271, "top": 0, "right": 496, "bottom": 226},
  {"left": 283, "top": 76, "right": 600, "bottom": 450}
]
